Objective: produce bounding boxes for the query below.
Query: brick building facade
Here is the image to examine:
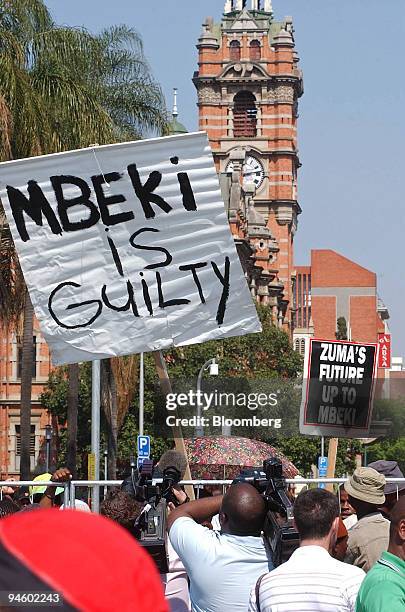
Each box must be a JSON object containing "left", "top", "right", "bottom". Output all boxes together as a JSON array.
[
  {"left": 293, "top": 250, "right": 388, "bottom": 352},
  {"left": 0, "top": 321, "right": 52, "bottom": 479}
]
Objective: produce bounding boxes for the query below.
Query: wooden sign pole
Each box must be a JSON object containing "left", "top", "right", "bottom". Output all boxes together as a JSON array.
[
  {"left": 153, "top": 351, "right": 195, "bottom": 501},
  {"left": 326, "top": 438, "right": 338, "bottom": 493}
]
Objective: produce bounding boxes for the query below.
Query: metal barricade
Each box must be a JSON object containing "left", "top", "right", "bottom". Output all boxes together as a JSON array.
[
  {"left": 0, "top": 480, "right": 70, "bottom": 506},
  {"left": 1, "top": 478, "right": 405, "bottom": 512}
]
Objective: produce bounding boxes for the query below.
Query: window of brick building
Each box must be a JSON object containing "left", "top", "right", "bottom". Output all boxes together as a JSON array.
[
  {"left": 249, "top": 40, "right": 261, "bottom": 61},
  {"left": 233, "top": 91, "right": 257, "bottom": 137},
  {"left": 230, "top": 40, "right": 241, "bottom": 61},
  {"left": 17, "top": 336, "right": 37, "bottom": 380}
]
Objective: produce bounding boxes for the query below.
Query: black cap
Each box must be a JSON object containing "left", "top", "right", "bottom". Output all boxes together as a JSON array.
[{"left": 368, "top": 460, "right": 405, "bottom": 495}]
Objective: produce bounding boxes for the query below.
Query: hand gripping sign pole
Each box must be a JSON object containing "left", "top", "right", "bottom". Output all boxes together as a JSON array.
[{"left": 153, "top": 351, "right": 195, "bottom": 501}]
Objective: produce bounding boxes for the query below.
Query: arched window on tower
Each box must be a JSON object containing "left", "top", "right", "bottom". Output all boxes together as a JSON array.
[
  {"left": 233, "top": 91, "right": 257, "bottom": 137},
  {"left": 230, "top": 40, "right": 241, "bottom": 61},
  {"left": 294, "top": 338, "right": 306, "bottom": 356},
  {"left": 249, "top": 40, "right": 261, "bottom": 61}
]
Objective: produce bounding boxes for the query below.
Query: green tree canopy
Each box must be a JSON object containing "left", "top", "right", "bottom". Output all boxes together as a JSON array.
[{"left": 0, "top": 0, "right": 168, "bottom": 162}]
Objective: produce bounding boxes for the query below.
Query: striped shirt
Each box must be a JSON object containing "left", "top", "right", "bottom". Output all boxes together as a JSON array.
[{"left": 249, "top": 545, "right": 365, "bottom": 612}]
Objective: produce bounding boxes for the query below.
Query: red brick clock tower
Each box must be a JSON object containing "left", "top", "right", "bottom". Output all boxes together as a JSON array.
[{"left": 193, "top": 0, "right": 303, "bottom": 331}]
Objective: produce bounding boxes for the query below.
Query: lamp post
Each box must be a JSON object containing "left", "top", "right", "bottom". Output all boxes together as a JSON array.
[
  {"left": 139, "top": 352, "right": 144, "bottom": 436},
  {"left": 195, "top": 358, "right": 219, "bottom": 437},
  {"left": 45, "top": 424, "right": 52, "bottom": 473},
  {"left": 91, "top": 360, "right": 101, "bottom": 513}
]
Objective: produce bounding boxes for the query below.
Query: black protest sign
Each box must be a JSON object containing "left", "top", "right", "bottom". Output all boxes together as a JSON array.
[{"left": 300, "top": 339, "right": 377, "bottom": 437}]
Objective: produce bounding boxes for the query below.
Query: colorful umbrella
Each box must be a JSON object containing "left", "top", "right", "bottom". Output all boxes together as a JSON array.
[{"left": 185, "top": 436, "right": 298, "bottom": 480}]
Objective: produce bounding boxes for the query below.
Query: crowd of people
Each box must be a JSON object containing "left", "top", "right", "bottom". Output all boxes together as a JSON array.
[{"left": 0, "top": 457, "right": 404, "bottom": 611}]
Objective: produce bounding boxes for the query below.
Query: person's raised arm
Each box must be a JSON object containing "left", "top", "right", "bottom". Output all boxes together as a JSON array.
[
  {"left": 39, "top": 467, "right": 71, "bottom": 508},
  {"left": 167, "top": 494, "right": 223, "bottom": 532}
]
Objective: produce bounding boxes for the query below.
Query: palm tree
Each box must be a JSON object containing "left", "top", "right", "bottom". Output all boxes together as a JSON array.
[
  {"left": 101, "top": 355, "right": 138, "bottom": 479},
  {"left": 0, "top": 0, "right": 168, "bottom": 478}
]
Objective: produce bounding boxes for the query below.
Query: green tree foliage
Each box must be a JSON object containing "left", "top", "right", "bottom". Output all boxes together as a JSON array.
[
  {"left": 372, "top": 398, "right": 405, "bottom": 434},
  {"left": 366, "top": 438, "right": 405, "bottom": 474},
  {"left": 0, "top": 1, "right": 167, "bottom": 161},
  {"left": 273, "top": 436, "right": 363, "bottom": 478},
  {"left": 335, "top": 317, "right": 348, "bottom": 340},
  {"left": 41, "top": 306, "right": 304, "bottom": 472},
  {"left": 164, "top": 305, "right": 303, "bottom": 379},
  {"left": 363, "top": 397, "right": 405, "bottom": 473},
  {"left": 40, "top": 359, "right": 172, "bottom": 476},
  {"left": 40, "top": 364, "right": 91, "bottom": 476}
]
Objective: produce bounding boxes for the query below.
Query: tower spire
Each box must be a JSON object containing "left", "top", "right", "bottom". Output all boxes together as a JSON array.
[{"left": 167, "top": 87, "right": 188, "bottom": 135}]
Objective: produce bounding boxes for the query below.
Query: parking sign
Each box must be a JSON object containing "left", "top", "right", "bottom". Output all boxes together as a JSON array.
[
  {"left": 318, "top": 456, "right": 328, "bottom": 489},
  {"left": 137, "top": 435, "right": 150, "bottom": 458}
]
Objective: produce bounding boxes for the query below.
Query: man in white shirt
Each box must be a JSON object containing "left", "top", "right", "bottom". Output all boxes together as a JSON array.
[
  {"left": 249, "top": 488, "right": 365, "bottom": 612},
  {"left": 168, "top": 482, "right": 273, "bottom": 612}
]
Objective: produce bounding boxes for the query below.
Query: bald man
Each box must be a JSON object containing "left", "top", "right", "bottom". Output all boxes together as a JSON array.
[
  {"left": 168, "top": 483, "right": 272, "bottom": 612},
  {"left": 356, "top": 496, "right": 405, "bottom": 611}
]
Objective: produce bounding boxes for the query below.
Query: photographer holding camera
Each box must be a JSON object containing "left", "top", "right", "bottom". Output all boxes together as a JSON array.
[
  {"left": 167, "top": 481, "right": 273, "bottom": 612},
  {"left": 101, "top": 450, "right": 191, "bottom": 612}
]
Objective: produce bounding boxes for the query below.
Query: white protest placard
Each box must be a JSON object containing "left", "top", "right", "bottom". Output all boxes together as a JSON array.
[
  {"left": 300, "top": 338, "right": 377, "bottom": 438},
  {"left": 0, "top": 132, "right": 261, "bottom": 364}
]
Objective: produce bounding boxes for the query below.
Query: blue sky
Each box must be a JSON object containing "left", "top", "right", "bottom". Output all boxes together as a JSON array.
[{"left": 45, "top": 0, "right": 405, "bottom": 357}]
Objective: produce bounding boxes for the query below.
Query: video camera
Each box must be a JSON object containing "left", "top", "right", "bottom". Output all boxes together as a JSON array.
[
  {"left": 234, "top": 457, "right": 300, "bottom": 566},
  {"left": 121, "top": 458, "right": 183, "bottom": 573}
]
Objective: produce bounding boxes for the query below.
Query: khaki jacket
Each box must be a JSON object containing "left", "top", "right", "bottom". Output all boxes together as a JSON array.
[{"left": 345, "top": 512, "right": 389, "bottom": 573}]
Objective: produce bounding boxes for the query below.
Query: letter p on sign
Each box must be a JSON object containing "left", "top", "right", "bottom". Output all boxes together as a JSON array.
[{"left": 137, "top": 435, "right": 150, "bottom": 458}]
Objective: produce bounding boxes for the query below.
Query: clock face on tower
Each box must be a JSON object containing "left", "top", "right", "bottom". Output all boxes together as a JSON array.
[{"left": 226, "top": 155, "right": 265, "bottom": 189}]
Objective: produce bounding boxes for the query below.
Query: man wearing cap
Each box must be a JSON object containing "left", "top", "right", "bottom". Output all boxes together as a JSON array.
[
  {"left": 355, "top": 497, "right": 405, "bottom": 611},
  {"left": 368, "top": 460, "right": 405, "bottom": 518},
  {"left": 344, "top": 467, "right": 390, "bottom": 572}
]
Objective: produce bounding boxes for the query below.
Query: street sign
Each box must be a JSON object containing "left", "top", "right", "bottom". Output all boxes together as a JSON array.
[
  {"left": 137, "top": 434, "right": 150, "bottom": 458},
  {"left": 88, "top": 453, "right": 96, "bottom": 480},
  {"left": 318, "top": 456, "right": 328, "bottom": 489},
  {"left": 137, "top": 457, "right": 148, "bottom": 470},
  {"left": 377, "top": 333, "right": 391, "bottom": 369},
  {"left": 318, "top": 456, "right": 328, "bottom": 473}
]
